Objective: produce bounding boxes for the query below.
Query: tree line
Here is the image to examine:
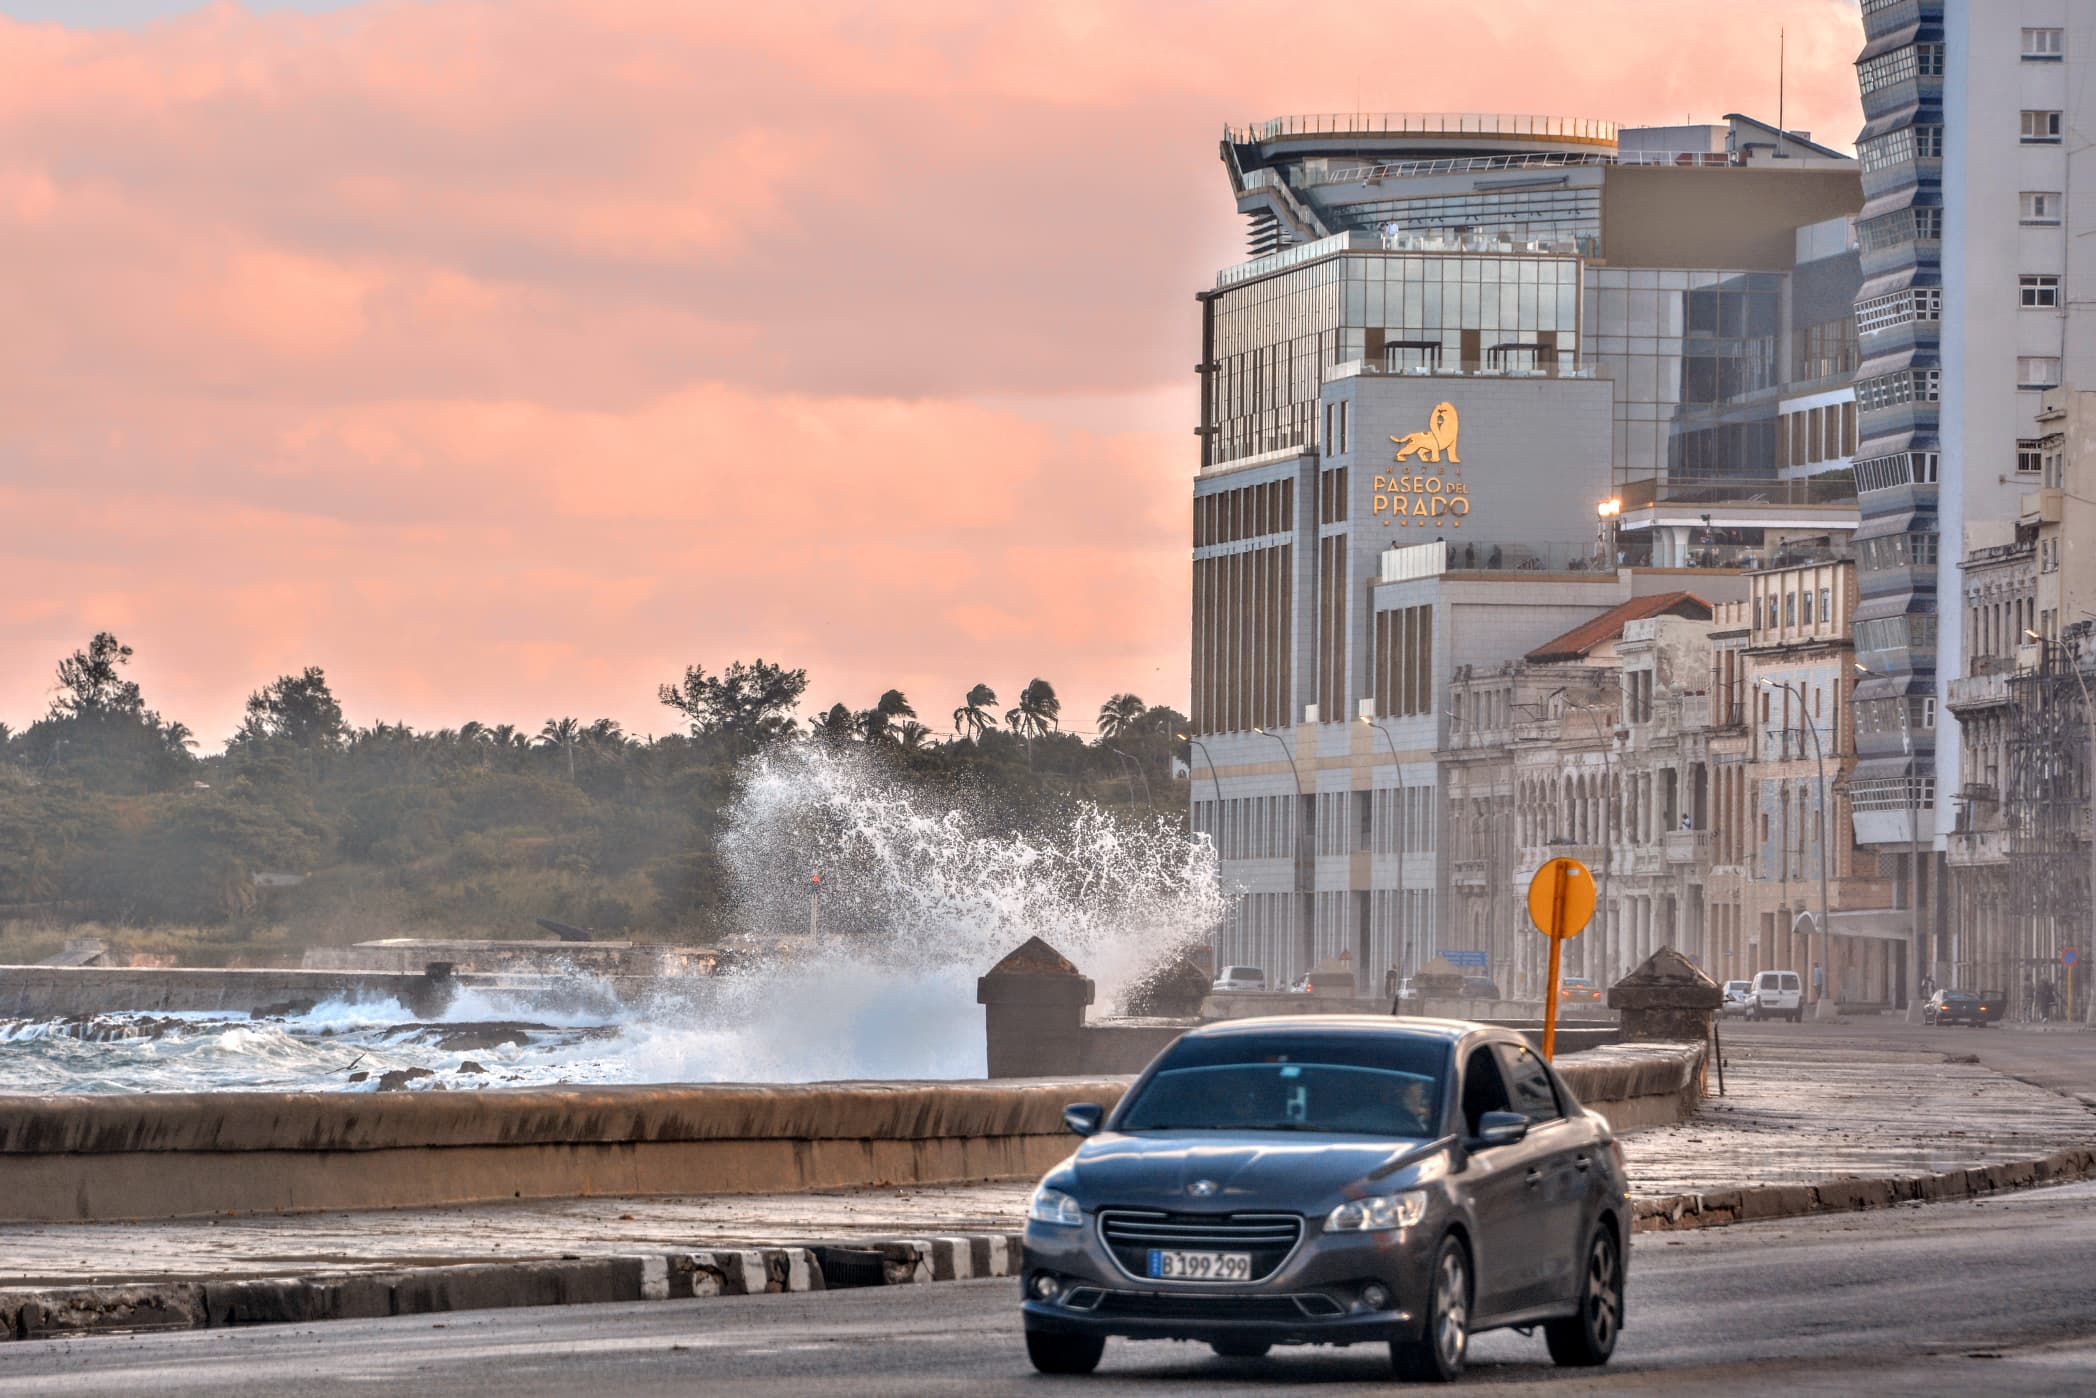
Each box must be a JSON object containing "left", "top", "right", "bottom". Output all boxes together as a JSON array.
[{"left": 0, "top": 634, "right": 1189, "bottom": 951}]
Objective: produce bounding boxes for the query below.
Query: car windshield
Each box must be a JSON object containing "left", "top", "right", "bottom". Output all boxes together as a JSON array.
[{"left": 1115, "top": 1031, "right": 1448, "bottom": 1138}]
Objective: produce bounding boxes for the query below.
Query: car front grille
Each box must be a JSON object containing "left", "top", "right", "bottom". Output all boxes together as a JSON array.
[
  {"left": 1096, "top": 1210, "right": 1302, "bottom": 1283},
  {"left": 1070, "top": 1290, "right": 1340, "bottom": 1321}
]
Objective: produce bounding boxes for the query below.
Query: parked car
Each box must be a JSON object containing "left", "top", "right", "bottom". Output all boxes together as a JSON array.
[
  {"left": 1211, "top": 965, "right": 1266, "bottom": 993},
  {"left": 1922, "top": 989, "right": 1984, "bottom": 1027},
  {"left": 1749, "top": 970, "right": 1804, "bottom": 1022},
  {"left": 1558, "top": 977, "right": 1603, "bottom": 1004},
  {"left": 1021, "top": 1017, "right": 1630, "bottom": 1381},
  {"left": 1719, "top": 980, "right": 1753, "bottom": 1017},
  {"left": 1461, "top": 975, "right": 1503, "bottom": 1000}
]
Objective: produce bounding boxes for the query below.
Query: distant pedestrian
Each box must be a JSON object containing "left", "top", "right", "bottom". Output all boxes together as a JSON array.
[
  {"left": 2036, "top": 980, "right": 2058, "bottom": 1022},
  {"left": 1920, "top": 973, "right": 1936, "bottom": 1000}
]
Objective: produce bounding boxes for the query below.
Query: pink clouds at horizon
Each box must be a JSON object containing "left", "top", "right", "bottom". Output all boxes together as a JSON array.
[{"left": 0, "top": 0, "right": 1865, "bottom": 747}]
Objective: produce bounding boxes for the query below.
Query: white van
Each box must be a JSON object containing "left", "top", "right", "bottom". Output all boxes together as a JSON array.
[
  {"left": 1211, "top": 965, "right": 1266, "bottom": 993},
  {"left": 1750, "top": 969, "right": 1804, "bottom": 1022}
]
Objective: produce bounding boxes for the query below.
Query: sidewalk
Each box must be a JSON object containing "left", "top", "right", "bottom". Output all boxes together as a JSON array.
[{"left": 4, "top": 1035, "right": 2089, "bottom": 1290}]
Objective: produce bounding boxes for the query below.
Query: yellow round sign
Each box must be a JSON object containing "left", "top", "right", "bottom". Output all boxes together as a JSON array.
[{"left": 1526, "top": 858, "right": 1596, "bottom": 940}]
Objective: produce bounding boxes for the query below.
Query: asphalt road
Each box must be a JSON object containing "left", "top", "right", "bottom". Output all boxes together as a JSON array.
[
  {"left": 6, "top": 1181, "right": 2096, "bottom": 1396},
  {"left": 1723, "top": 1015, "right": 2096, "bottom": 1106}
]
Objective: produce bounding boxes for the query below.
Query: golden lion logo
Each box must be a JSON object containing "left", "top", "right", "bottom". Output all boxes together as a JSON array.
[{"left": 1391, "top": 402, "right": 1460, "bottom": 464}]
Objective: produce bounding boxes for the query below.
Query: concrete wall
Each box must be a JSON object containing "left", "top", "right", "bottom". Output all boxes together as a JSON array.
[
  {"left": 0, "top": 1078, "right": 1134, "bottom": 1224},
  {"left": 0, "top": 1041, "right": 1703, "bottom": 1224}
]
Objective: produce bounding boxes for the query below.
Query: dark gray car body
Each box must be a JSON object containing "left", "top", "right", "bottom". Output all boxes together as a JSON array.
[{"left": 1021, "top": 1016, "right": 1629, "bottom": 1350}]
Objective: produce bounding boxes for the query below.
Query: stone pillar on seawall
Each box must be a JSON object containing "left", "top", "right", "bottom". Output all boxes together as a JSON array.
[{"left": 976, "top": 937, "right": 1094, "bottom": 1078}]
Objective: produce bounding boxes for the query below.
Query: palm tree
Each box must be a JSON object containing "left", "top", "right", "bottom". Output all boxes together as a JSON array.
[
  {"left": 895, "top": 720, "right": 933, "bottom": 750},
  {"left": 858, "top": 689, "right": 915, "bottom": 744},
  {"left": 952, "top": 683, "right": 998, "bottom": 742},
  {"left": 1004, "top": 678, "right": 1061, "bottom": 762},
  {"left": 537, "top": 717, "right": 583, "bottom": 781},
  {"left": 809, "top": 703, "right": 859, "bottom": 745},
  {"left": 1097, "top": 692, "right": 1147, "bottom": 740}
]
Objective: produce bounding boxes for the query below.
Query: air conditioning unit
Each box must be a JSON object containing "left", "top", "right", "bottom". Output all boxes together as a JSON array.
[{"left": 1303, "top": 704, "right": 1321, "bottom": 724}]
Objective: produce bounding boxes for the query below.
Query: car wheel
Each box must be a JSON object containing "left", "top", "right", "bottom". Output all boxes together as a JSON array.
[
  {"left": 1209, "top": 1340, "right": 1271, "bottom": 1359},
  {"left": 1545, "top": 1224, "right": 1623, "bottom": 1368},
  {"left": 1025, "top": 1329, "right": 1104, "bottom": 1375},
  {"left": 1392, "top": 1234, "right": 1469, "bottom": 1383}
]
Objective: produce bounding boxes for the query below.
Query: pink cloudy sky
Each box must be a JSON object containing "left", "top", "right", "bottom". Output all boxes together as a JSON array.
[{"left": 0, "top": 0, "right": 1865, "bottom": 746}]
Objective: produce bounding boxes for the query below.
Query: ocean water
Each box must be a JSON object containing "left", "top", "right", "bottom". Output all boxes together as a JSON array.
[{"left": 0, "top": 747, "right": 1224, "bottom": 1094}]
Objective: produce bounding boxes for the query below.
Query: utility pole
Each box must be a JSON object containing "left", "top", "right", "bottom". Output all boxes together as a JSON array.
[
  {"left": 1762, "top": 677, "right": 1831, "bottom": 1014},
  {"left": 1856, "top": 662, "right": 1924, "bottom": 1014}
]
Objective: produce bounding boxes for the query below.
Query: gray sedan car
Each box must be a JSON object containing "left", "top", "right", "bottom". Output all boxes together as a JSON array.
[{"left": 1020, "top": 1016, "right": 1629, "bottom": 1381}]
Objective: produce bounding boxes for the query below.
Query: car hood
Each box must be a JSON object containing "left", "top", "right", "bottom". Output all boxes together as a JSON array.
[{"left": 1066, "top": 1131, "right": 1436, "bottom": 1209}]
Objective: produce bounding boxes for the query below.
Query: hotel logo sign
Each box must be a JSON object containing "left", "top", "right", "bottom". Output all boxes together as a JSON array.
[{"left": 1375, "top": 401, "right": 1469, "bottom": 528}]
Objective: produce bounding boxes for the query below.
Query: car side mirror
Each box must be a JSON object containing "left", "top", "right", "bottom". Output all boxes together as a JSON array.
[
  {"left": 1472, "top": 1110, "right": 1529, "bottom": 1148},
  {"left": 1063, "top": 1103, "right": 1104, "bottom": 1137}
]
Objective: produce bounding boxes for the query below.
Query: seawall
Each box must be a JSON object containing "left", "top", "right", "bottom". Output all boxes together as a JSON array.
[
  {"left": 0, "top": 965, "right": 636, "bottom": 1019},
  {"left": 0, "top": 1043, "right": 1703, "bottom": 1223}
]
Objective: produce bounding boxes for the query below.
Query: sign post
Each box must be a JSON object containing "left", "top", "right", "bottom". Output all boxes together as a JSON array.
[
  {"left": 1526, "top": 857, "right": 1597, "bottom": 1061},
  {"left": 2064, "top": 947, "right": 2080, "bottom": 1021}
]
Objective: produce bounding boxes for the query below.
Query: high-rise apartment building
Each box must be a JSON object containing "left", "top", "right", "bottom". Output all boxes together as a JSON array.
[
  {"left": 1191, "top": 114, "right": 1862, "bottom": 991},
  {"left": 1849, "top": 2, "right": 2096, "bottom": 979}
]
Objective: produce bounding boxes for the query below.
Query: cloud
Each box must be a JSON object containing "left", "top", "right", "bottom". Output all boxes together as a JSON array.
[{"left": 0, "top": 0, "right": 1864, "bottom": 744}]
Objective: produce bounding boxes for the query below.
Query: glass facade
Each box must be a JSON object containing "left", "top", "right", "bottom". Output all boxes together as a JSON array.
[
  {"left": 1584, "top": 267, "right": 1785, "bottom": 482},
  {"left": 1332, "top": 187, "right": 1600, "bottom": 244},
  {"left": 1205, "top": 251, "right": 1582, "bottom": 466}
]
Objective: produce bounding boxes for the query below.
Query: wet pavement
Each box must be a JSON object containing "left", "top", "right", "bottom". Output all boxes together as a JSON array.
[{"left": 4, "top": 1021, "right": 2090, "bottom": 1287}]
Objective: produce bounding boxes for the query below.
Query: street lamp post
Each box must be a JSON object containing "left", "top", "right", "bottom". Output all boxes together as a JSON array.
[
  {"left": 1178, "top": 732, "right": 1241, "bottom": 980},
  {"left": 1855, "top": 662, "right": 1924, "bottom": 1013},
  {"left": 1361, "top": 715, "right": 1409, "bottom": 1000},
  {"left": 1253, "top": 726, "right": 1312, "bottom": 982},
  {"left": 1761, "top": 677, "right": 1832, "bottom": 1014}
]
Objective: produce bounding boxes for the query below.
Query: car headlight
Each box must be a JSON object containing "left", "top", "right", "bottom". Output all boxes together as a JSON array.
[
  {"left": 1324, "top": 1190, "right": 1427, "bottom": 1233},
  {"left": 1029, "top": 1185, "right": 1084, "bottom": 1227}
]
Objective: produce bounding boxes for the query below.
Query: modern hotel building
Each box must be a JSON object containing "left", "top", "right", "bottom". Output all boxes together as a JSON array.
[{"left": 1190, "top": 113, "right": 1865, "bottom": 991}]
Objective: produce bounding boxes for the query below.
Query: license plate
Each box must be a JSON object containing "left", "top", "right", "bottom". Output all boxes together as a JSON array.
[{"left": 1147, "top": 1250, "right": 1252, "bottom": 1281}]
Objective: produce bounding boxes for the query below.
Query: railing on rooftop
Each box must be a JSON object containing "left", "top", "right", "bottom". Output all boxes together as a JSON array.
[
  {"left": 1226, "top": 113, "right": 1619, "bottom": 145},
  {"left": 1616, "top": 474, "right": 1857, "bottom": 510},
  {"left": 1329, "top": 358, "right": 1608, "bottom": 383},
  {"left": 1317, "top": 149, "right": 1736, "bottom": 185}
]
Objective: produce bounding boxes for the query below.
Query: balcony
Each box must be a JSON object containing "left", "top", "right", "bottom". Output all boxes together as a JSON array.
[
  {"left": 1663, "top": 830, "right": 1713, "bottom": 866},
  {"left": 1948, "top": 828, "right": 2010, "bottom": 867},
  {"left": 1946, "top": 673, "right": 2010, "bottom": 712},
  {"left": 2021, "top": 488, "right": 2063, "bottom": 526}
]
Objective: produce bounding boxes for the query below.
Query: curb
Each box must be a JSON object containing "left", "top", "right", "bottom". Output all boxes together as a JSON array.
[
  {"left": 0, "top": 1233, "right": 1020, "bottom": 1343},
  {"left": 10, "top": 1153, "right": 2093, "bottom": 1343},
  {"left": 1631, "top": 1145, "right": 2096, "bottom": 1232}
]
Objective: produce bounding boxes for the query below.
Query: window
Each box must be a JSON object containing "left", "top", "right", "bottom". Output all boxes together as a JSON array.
[
  {"left": 1917, "top": 42, "right": 1944, "bottom": 76},
  {"left": 2023, "top": 28, "right": 2064, "bottom": 60},
  {"left": 1801, "top": 590, "right": 1814, "bottom": 626},
  {"left": 1921, "top": 697, "right": 1937, "bottom": 728},
  {"left": 1494, "top": 1044, "right": 1562, "bottom": 1125},
  {"left": 2023, "top": 110, "right": 2064, "bottom": 144},
  {"left": 2018, "top": 440, "right": 2045, "bottom": 474},
  {"left": 1460, "top": 1046, "right": 1513, "bottom": 1137},
  {"left": 1821, "top": 587, "right": 1833, "bottom": 625},
  {"left": 1785, "top": 592, "right": 1796, "bottom": 627},
  {"left": 2023, "top": 192, "right": 2062, "bottom": 226},
  {"left": 2021, "top": 275, "right": 2061, "bottom": 309},
  {"left": 2020, "top": 357, "right": 2064, "bottom": 389}
]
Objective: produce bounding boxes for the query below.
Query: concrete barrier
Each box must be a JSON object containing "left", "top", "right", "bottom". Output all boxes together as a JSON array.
[
  {"left": 0, "top": 1077, "right": 1134, "bottom": 1223},
  {"left": 0, "top": 1035, "right": 1704, "bottom": 1224},
  {"left": 0, "top": 964, "right": 633, "bottom": 1020}
]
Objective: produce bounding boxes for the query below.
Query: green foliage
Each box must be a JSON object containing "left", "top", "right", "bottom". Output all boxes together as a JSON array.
[{"left": 0, "top": 648, "right": 1189, "bottom": 953}]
